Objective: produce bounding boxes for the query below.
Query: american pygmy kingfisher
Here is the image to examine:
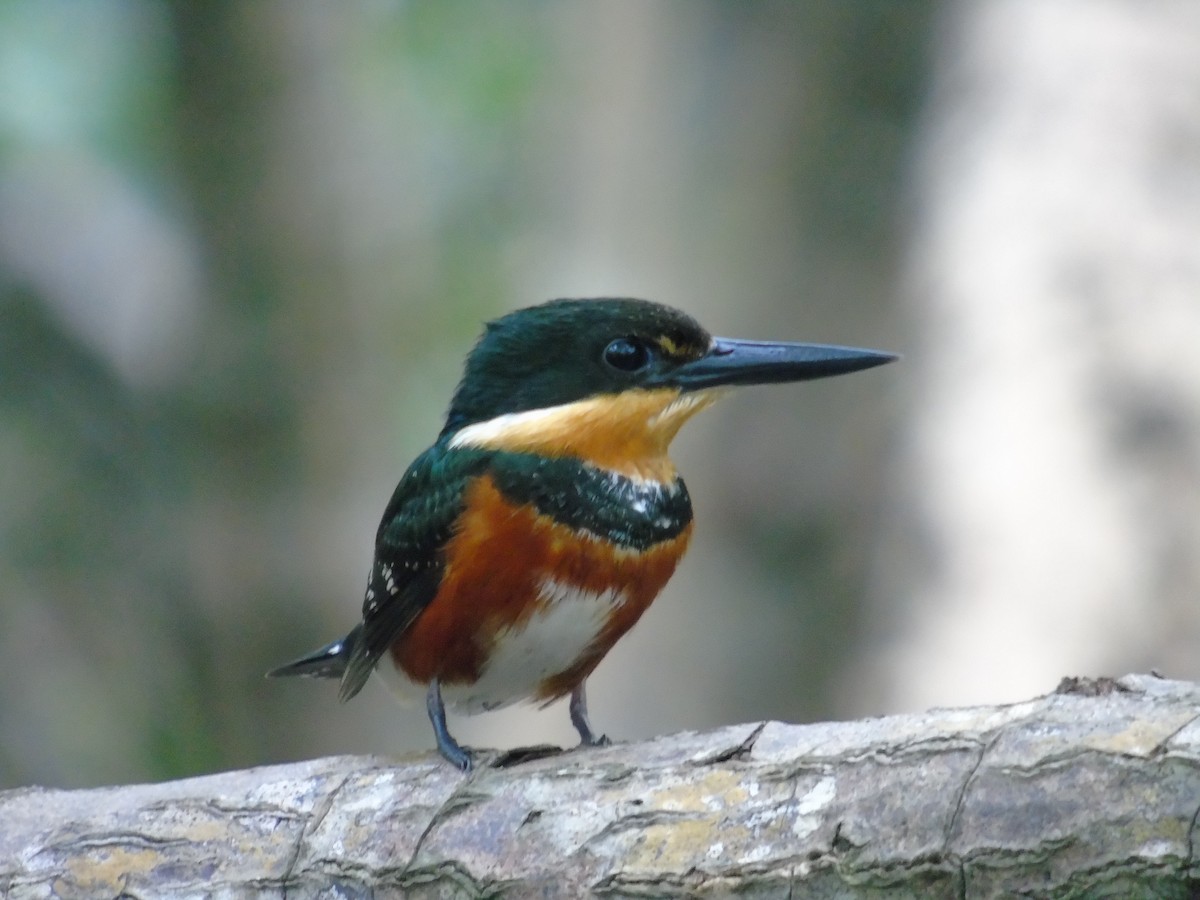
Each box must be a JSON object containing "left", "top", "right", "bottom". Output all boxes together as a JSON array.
[{"left": 269, "top": 298, "right": 894, "bottom": 771}]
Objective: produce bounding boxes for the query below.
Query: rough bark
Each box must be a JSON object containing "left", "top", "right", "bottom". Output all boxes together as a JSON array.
[{"left": 2, "top": 673, "right": 1198, "bottom": 899}]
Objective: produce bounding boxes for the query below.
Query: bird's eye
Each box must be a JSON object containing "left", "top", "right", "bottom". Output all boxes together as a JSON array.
[{"left": 603, "top": 337, "right": 651, "bottom": 372}]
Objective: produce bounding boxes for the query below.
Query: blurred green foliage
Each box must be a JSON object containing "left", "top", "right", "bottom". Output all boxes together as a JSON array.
[{"left": 0, "top": 0, "right": 931, "bottom": 787}]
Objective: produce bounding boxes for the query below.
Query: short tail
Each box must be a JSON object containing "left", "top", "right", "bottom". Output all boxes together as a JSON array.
[{"left": 266, "top": 625, "right": 361, "bottom": 681}]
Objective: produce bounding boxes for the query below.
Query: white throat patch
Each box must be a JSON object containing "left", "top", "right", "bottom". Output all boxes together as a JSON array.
[{"left": 448, "top": 404, "right": 576, "bottom": 452}]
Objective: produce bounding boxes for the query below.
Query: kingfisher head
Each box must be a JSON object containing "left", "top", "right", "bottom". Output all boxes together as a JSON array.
[{"left": 441, "top": 298, "right": 894, "bottom": 478}]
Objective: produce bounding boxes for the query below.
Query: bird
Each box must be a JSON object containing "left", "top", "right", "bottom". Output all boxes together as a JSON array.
[{"left": 268, "top": 297, "right": 895, "bottom": 771}]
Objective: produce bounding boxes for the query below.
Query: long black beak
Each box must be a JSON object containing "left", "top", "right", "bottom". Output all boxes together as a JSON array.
[{"left": 658, "top": 338, "right": 897, "bottom": 391}]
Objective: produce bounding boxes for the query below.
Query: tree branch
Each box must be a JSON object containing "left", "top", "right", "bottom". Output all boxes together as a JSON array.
[{"left": 3, "top": 674, "right": 1198, "bottom": 897}]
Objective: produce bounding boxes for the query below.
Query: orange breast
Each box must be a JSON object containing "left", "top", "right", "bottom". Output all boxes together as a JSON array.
[{"left": 390, "top": 473, "right": 692, "bottom": 703}]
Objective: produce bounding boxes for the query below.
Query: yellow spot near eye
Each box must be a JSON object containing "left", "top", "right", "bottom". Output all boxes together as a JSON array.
[
  {"left": 656, "top": 336, "right": 681, "bottom": 356},
  {"left": 654, "top": 334, "right": 709, "bottom": 363}
]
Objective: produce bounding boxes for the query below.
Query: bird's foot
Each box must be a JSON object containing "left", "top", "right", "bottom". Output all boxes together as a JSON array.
[
  {"left": 440, "top": 741, "right": 475, "bottom": 773},
  {"left": 568, "top": 683, "right": 612, "bottom": 749},
  {"left": 427, "top": 678, "right": 475, "bottom": 772}
]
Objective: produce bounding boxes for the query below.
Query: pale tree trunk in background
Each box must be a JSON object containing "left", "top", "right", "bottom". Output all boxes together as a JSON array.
[{"left": 852, "top": 0, "right": 1200, "bottom": 713}]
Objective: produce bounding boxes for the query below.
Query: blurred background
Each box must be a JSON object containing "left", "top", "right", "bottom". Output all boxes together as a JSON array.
[{"left": 1, "top": 0, "right": 1198, "bottom": 788}]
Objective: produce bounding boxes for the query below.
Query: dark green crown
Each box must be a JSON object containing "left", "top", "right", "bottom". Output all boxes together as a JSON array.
[{"left": 440, "top": 298, "right": 712, "bottom": 438}]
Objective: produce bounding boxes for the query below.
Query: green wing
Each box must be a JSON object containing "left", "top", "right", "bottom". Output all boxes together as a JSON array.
[{"left": 337, "top": 446, "right": 492, "bottom": 700}]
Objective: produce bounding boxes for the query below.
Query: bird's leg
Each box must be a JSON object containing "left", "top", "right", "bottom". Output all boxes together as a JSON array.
[
  {"left": 569, "top": 682, "right": 610, "bottom": 747},
  {"left": 426, "top": 678, "right": 473, "bottom": 771}
]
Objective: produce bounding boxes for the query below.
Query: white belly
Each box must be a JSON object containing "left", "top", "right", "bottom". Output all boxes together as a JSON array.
[{"left": 376, "top": 578, "right": 627, "bottom": 714}]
